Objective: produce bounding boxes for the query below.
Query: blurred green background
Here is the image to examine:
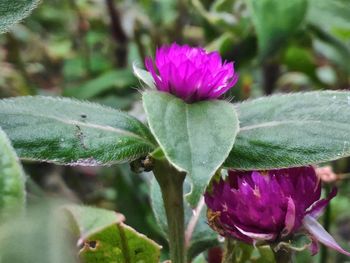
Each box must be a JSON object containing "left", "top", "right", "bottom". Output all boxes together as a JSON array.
[{"left": 0, "top": 0, "right": 349, "bottom": 262}]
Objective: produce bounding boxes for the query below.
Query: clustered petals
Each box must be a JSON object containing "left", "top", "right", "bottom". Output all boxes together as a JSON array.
[
  {"left": 145, "top": 43, "right": 238, "bottom": 103},
  {"left": 205, "top": 167, "right": 350, "bottom": 256}
]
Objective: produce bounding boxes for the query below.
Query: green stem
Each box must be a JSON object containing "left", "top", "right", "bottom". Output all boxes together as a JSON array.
[
  {"left": 153, "top": 159, "right": 186, "bottom": 263},
  {"left": 273, "top": 247, "right": 293, "bottom": 263},
  {"left": 222, "top": 239, "right": 236, "bottom": 263}
]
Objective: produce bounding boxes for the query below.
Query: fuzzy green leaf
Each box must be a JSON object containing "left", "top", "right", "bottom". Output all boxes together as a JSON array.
[
  {"left": 64, "top": 205, "right": 161, "bottom": 263},
  {"left": 143, "top": 91, "right": 239, "bottom": 206},
  {"left": 226, "top": 91, "right": 350, "bottom": 169},
  {"left": 0, "top": 96, "right": 155, "bottom": 165},
  {"left": 0, "top": 202, "right": 77, "bottom": 263},
  {"left": 0, "top": 128, "right": 25, "bottom": 222},
  {"left": 0, "top": 0, "right": 41, "bottom": 33}
]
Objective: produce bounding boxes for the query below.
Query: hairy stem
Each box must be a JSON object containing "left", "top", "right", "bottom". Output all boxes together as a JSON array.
[
  {"left": 222, "top": 239, "right": 236, "bottom": 263},
  {"left": 153, "top": 159, "right": 186, "bottom": 263}
]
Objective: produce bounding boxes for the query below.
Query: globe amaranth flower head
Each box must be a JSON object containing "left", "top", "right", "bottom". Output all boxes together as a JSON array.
[
  {"left": 205, "top": 167, "right": 350, "bottom": 256},
  {"left": 145, "top": 43, "right": 238, "bottom": 103}
]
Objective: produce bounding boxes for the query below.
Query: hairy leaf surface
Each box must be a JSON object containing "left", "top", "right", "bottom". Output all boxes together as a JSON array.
[
  {"left": 226, "top": 91, "right": 350, "bottom": 169},
  {"left": 0, "top": 96, "right": 155, "bottom": 165},
  {"left": 143, "top": 91, "right": 239, "bottom": 205}
]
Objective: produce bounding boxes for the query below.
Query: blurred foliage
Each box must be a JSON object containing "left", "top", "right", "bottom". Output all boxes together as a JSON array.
[{"left": 0, "top": 0, "right": 349, "bottom": 262}]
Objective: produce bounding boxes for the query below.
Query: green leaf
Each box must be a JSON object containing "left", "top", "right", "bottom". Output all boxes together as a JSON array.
[
  {"left": 192, "top": 0, "right": 237, "bottom": 29},
  {"left": 307, "top": 0, "right": 350, "bottom": 42},
  {"left": 0, "top": 201, "right": 77, "bottom": 263},
  {"left": 310, "top": 25, "right": 350, "bottom": 74},
  {"left": 306, "top": 0, "right": 350, "bottom": 72},
  {"left": 64, "top": 205, "right": 161, "bottom": 263},
  {"left": 133, "top": 63, "right": 156, "bottom": 90},
  {"left": 225, "top": 91, "right": 350, "bottom": 170},
  {"left": 142, "top": 91, "right": 239, "bottom": 205},
  {"left": 0, "top": 96, "right": 156, "bottom": 165},
  {"left": 248, "top": 0, "right": 308, "bottom": 59},
  {"left": 228, "top": 241, "right": 274, "bottom": 263},
  {"left": 0, "top": 128, "right": 25, "bottom": 222},
  {"left": 0, "top": 0, "right": 41, "bottom": 33},
  {"left": 150, "top": 178, "right": 218, "bottom": 260},
  {"left": 64, "top": 70, "right": 137, "bottom": 99}
]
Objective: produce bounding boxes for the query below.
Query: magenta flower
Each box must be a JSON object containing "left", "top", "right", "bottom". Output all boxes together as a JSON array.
[
  {"left": 145, "top": 43, "right": 238, "bottom": 103},
  {"left": 205, "top": 167, "right": 350, "bottom": 256}
]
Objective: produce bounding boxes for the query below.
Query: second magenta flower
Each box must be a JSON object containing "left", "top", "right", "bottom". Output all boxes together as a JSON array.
[{"left": 205, "top": 167, "right": 350, "bottom": 256}]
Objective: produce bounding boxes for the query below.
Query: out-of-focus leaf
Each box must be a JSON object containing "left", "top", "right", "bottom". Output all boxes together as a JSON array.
[
  {"left": 310, "top": 25, "right": 350, "bottom": 73},
  {"left": 283, "top": 45, "right": 317, "bottom": 80},
  {"left": 307, "top": 0, "right": 350, "bottom": 42},
  {"left": 225, "top": 241, "right": 274, "bottom": 263},
  {"left": 64, "top": 70, "right": 137, "bottom": 99},
  {"left": 150, "top": 178, "right": 218, "bottom": 260},
  {"left": 307, "top": 0, "right": 350, "bottom": 73},
  {"left": 0, "top": 0, "right": 41, "bottom": 33},
  {"left": 0, "top": 128, "right": 25, "bottom": 222},
  {"left": 206, "top": 32, "right": 236, "bottom": 54},
  {"left": 0, "top": 96, "right": 156, "bottom": 165},
  {"left": 211, "top": 0, "right": 235, "bottom": 12},
  {"left": 143, "top": 91, "right": 239, "bottom": 206},
  {"left": 64, "top": 205, "right": 161, "bottom": 263},
  {"left": 0, "top": 202, "right": 77, "bottom": 263},
  {"left": 225, "top": 91, "right": 350, "bottom": 170},
  {"left": 192, "top": 0, "right": 237, "bottom": 29},
  {"left": 248, "top": 0, "right": 308, "bottom": 59},
  {"left": 192, "top": 253, "right": 206, "bottom": 263}
]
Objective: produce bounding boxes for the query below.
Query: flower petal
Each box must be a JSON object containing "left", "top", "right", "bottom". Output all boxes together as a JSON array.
[
  {"left": 144, "top": 57, "right": 164, "bottom": 90},
  {"left": 281, "top": 197, "right": 296, "bottom": 237},
  {"left": 309, "top": 235, "right": 319, "bottom": 256},
  {"left": 306, "top": 187, "right": 337, "bottom": 219},
  {"left": 145, "top": 43, "right": 238, "bottom": 102},
  {"left": 235, "top": 225, "right": 276, "bottom": 241},
  {"left": 303, "top": 214, "right": 350, "bottom": 256}
]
